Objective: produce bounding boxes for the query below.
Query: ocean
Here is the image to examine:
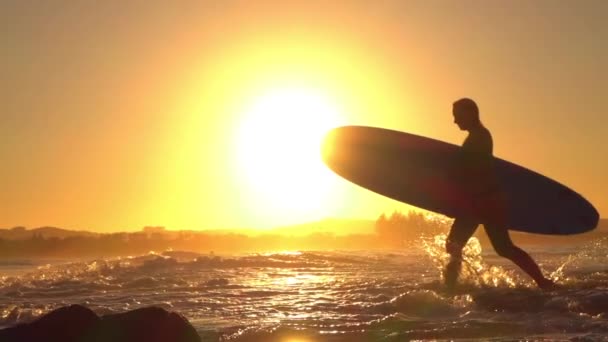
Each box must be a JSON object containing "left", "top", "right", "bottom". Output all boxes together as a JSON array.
[{"left": 1, "top": 234, "right": 607, "bottom": 341}]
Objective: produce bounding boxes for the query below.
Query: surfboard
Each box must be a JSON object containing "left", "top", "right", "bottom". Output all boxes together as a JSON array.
[{"left": 321, "top": 126, "right": 599, "bottom": 235}]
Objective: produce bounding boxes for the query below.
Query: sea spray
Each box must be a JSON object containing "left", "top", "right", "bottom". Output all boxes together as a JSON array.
[
  {"left": 420, "top": 233, "right": 523, "bottom": 288},
  {"left": 550, "top": 236, "right": 608, "bottom": 284}
]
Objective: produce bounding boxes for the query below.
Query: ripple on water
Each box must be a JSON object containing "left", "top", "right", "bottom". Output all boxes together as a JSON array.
[{"left": 1, "top": 236, "right": 608, "bottom": 340}]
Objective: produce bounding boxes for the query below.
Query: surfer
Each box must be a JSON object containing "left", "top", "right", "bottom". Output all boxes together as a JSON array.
[{"left": 445, "top": 98, "right": 556, "bottom": 290}]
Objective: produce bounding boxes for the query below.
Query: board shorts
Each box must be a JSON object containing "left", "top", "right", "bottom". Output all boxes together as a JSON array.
[
  {"left": 472, "top": 188, "right": 508, "bottom": 226},
  {"left": 447, "top": 189, "right": 514, "bottom": 257}
]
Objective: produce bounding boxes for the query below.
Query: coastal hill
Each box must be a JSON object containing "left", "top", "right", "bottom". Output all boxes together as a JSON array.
[
  {"left": 0, "top": 226, "right": 99, "bottom": 240},
  {"left": 0, "top": 218, "right": 376, "bottom": 240}
]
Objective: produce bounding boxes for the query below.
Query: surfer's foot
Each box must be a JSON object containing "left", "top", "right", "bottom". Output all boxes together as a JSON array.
[
  {"left": 537, "top": 278, "right": 557, "bottom": 291},
  {"left": 444, "top": 278, "right": 457, "bottom": 293}
]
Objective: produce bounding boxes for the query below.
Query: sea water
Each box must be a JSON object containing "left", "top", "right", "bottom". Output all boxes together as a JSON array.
[{"left": 1, "top": 235, "right": 607, "bottom": 341}]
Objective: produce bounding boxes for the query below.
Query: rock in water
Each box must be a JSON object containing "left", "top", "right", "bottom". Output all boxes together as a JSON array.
[
  {"left": 0, "top": 305, "right": 200, "bottom": 342},
  {"left": 90, "top": 306, "right": 200, "bottom": 342}
]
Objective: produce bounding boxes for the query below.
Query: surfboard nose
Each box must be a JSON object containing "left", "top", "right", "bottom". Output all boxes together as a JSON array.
[
  {"left": 320, "top": 128, "right": 339, "bottom": 165},
  {"left": 321, "top": 126, "right": 360, "bottom": 170}
]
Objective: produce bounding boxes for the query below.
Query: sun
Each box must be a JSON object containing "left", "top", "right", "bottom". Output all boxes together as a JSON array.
[{"left": 236, "top": 86, "right": 344, "bottom": 219}]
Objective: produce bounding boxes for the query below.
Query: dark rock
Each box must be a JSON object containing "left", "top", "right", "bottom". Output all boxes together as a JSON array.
[
  {"left": 0, "top": 305, "right": 200, "bottom": 342},
  {"left": 0, "top": 305, "right": 99, "bottom": 342},
  {"left": 89, "top": 306, "right": 200, "bottom": 342}
]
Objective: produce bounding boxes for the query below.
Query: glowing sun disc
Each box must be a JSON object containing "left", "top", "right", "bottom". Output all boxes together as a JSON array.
[{"left": 236, "top": 87, "right": 344, "bottom": 217}]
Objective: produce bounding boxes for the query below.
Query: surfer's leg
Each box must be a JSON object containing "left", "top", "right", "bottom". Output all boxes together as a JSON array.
[
  {"left": 484, "top": 225, "right": 555, "bottom": 289},
  {"left": 445, "top": 218, "right": 478, "bottom": 289}
]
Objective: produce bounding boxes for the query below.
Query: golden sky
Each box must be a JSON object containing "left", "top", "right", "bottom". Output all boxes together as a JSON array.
[{"left": 2, "top": 1, "right": 607, "bottom": 231}]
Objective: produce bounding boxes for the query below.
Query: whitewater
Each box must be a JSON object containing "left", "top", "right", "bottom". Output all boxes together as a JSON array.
[{"left": 1, "top": 234, "right": 607, "bottom": 341}]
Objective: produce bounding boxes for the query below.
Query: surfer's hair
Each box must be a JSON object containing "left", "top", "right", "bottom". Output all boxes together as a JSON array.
[{"left": 453, "top": 98, "right": 479, "bottom": 122}]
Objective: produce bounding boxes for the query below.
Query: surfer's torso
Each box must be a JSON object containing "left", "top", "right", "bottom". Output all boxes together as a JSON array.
[
  {"left": 462, "top": 124, "right": 493, "bottom": 157},
  {"left": 458, "top": 125, "right": 499, "bottom": 195}
]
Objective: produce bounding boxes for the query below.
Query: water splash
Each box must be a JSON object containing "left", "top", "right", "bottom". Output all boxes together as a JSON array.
[
  {"left": 420, "top": 233, "right": 522, "bottom": 288},
  {"left": 549, "top": 237, "right": 608, "bottom": 283}
]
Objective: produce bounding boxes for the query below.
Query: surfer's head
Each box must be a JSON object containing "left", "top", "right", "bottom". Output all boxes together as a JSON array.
[{"left": 452, "top": 98, "right": 480, "bottom": 131}]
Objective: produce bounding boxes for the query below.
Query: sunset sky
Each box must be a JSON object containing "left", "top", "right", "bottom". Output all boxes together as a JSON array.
[{"left": 2, "top": 1, "right": 607, "bottom": 232}]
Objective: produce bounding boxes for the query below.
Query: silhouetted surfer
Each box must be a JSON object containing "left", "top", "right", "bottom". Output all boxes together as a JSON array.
[{"left": 445, "top": 98, "right": 555, "bottom": 290}]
